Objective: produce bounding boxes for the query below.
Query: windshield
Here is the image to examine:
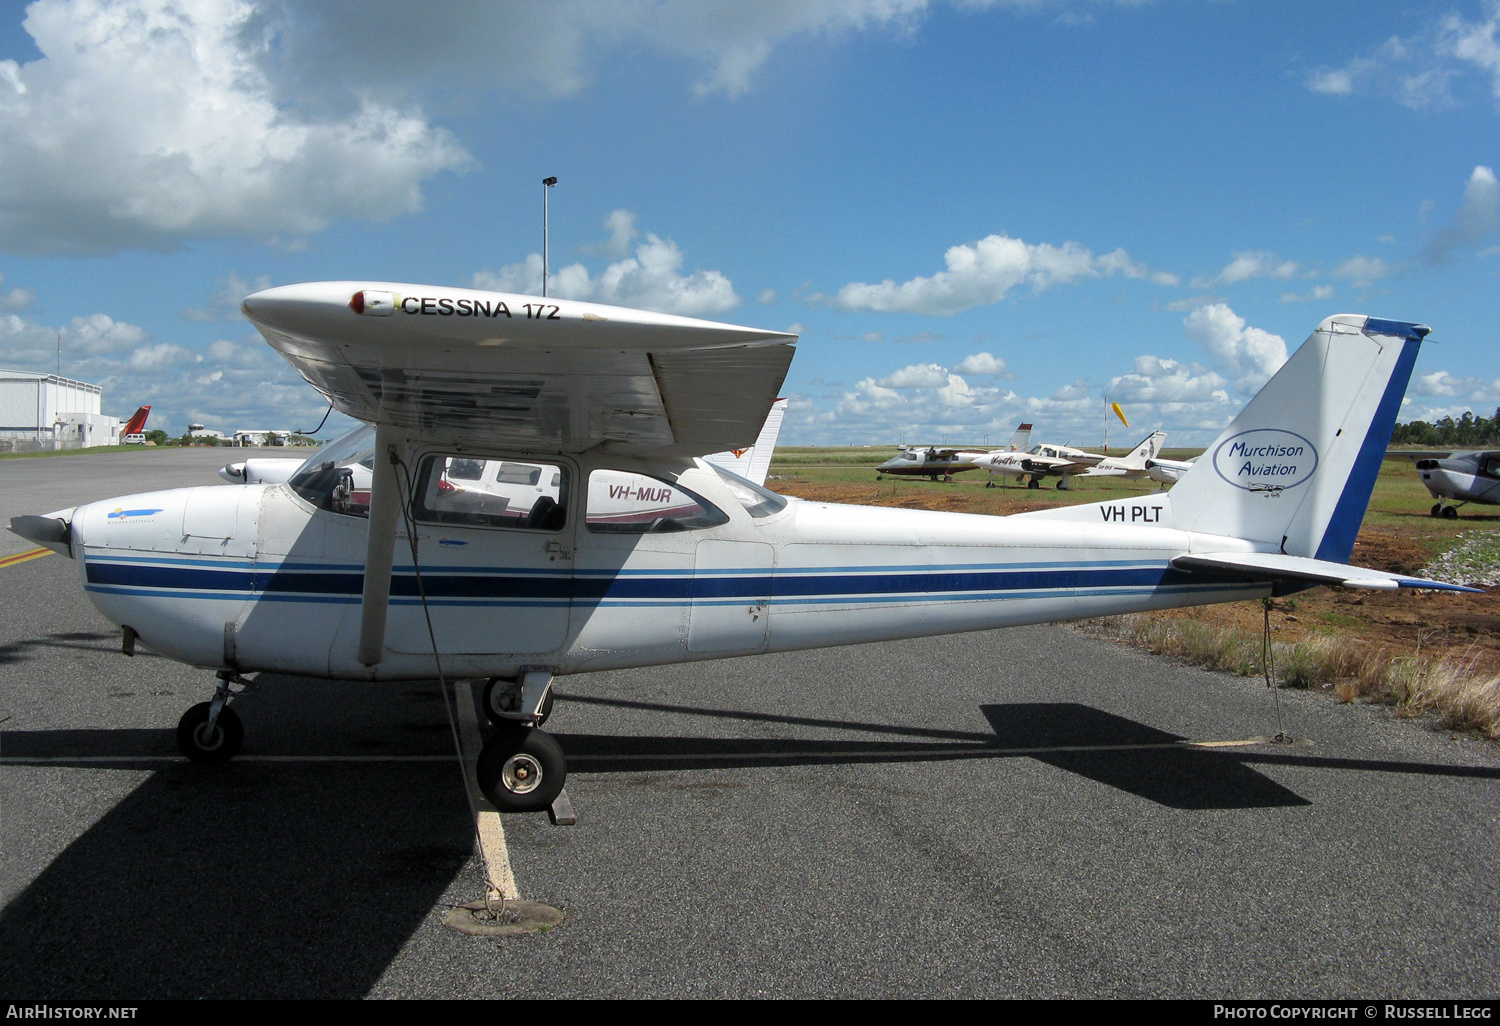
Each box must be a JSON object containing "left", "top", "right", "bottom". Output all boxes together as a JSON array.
[
  {"left": 288, "top": 423, "right": 377, "bottom": 517},
  {"left": 705, "top": 462, "right": 787, "bottom": 519}
]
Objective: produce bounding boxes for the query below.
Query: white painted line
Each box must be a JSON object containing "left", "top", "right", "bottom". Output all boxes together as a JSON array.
[{"left": 454, "top": 680, "right": 520, "bottom": 902}]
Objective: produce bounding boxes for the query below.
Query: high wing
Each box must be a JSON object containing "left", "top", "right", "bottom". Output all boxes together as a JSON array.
[
  {"left": 1385, "top": 448, "right": 1457, "bottom": 461},
  {"left": 241, "top": 282, "right": 797, "bottom": 456},
  {"left": 1171, "top": 552, "right": 1479, "bottom": 593}
]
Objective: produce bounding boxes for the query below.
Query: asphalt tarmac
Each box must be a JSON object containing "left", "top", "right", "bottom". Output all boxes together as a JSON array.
[{"left": 1, "top": 450, "right": 1497, "bottom": 999}]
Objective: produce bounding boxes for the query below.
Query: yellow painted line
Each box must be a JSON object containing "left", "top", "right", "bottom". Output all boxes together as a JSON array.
[{"left": 0, "top": 548, "right": 53, "bottom": 569}]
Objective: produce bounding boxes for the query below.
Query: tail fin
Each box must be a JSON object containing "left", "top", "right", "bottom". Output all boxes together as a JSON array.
[
  {"left": 122, "top": 405, "right": 151, "bottom": 435},
  {"left": 1006, "top": 422, "right": 1033, "bottom": 452},
  {"left": 703, "top": 397, "right": 787, "bottom": 486},
  {"left": 1169, "top": 315, "right": 1428, "bottom": 560},
  {"left": 1105, "top": 429, "right": 1166, "bottom": 471}
]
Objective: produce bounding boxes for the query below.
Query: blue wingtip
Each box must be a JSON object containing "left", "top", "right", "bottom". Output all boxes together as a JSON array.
[{"left": 1394, "top": 578, "right": 1486, "bottom": 594}]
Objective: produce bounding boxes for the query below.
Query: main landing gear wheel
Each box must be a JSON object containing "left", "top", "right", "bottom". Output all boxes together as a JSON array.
[
  {"left": 176, "top": 702, "right": 243, "bottom": 765},
  {"left": 476, "top": 726, "right": 566, "bottom": 813},
  {"left": 1442, "top": 505, "right": 1459, "bottom": 519},
  {"left": 481, "top": 677, "right": 554, "bottom": 727},
  {"left": 1027, "top": 478, "right": 1040, "bottom": 490},
  {"left": 1431, "top": 503, "right": 1443, "bottom": 518}
]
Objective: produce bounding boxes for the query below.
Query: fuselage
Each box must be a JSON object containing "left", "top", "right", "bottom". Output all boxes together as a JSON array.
[
  {"left": 1417, "top": 454, "right": 1500, "bottom": 505},
  {"left": 64, "top": 451, "right": 1266, "bottom": 683}
]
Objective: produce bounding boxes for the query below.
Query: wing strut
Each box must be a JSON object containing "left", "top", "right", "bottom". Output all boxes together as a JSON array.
[{"left": 358, "top": 425, "right": 405, "bottom": 666}]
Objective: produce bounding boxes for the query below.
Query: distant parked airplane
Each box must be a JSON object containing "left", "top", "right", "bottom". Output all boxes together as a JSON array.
[{"left": 1386, "top": 447, "right": 1500, "bottom": 517}]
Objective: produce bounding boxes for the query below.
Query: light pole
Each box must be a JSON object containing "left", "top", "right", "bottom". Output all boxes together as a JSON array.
[{"left": 542, "top": 176, "right": 557, "bottom": 297}]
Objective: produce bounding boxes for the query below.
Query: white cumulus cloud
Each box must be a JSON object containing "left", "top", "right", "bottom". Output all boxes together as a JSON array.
[
  {"left": 1193, "top": 251, "right": 1301, "bottom": 288},
  {"left": 0, "top": 0, "right": 471, "bottom": 255},
  {"left": 878, "top": 363, "right": 951, "bottom": 389},
  {"left": 1181, "top": 303, "right": 1287, "bottom": 395},
  {"left": 831, "top": 234, "right": 1174, "bottom": 316},
  {"left": 472, "top": 231, "right": 740, "bottom": 316},
  {"left": 955, "top": 352, "right": 1010, "bottom": 375},
  {"left": 1426, "top": 165, "right": 1500, "bottom": 263},
  {"left": 1332, "top": 255, "right": 1393, "bottom": 288}
]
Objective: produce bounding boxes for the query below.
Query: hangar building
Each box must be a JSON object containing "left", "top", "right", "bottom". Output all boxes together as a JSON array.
[{"left": 0, "top": 369, "right": 123, "bottom": 450}]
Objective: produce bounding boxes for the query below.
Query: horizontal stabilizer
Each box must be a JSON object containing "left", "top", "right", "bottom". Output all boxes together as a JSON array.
[{"left": 1171, "top": 551, "right": 1480, "bottom": 593}]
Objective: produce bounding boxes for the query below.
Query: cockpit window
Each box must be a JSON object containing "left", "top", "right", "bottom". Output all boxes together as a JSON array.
[
  {"left": 288, "top": 423, "right": 376, "bottom": 518},
  {"left": 586, "top": 470, "right": 728, "bottom": 534},
  {"left": 706, "top": 462, "right": 788, "bottom": 519}
]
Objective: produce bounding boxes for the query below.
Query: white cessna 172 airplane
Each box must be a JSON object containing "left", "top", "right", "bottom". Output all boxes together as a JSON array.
[{"left": 8, "top": 284, "right": 1475, "bottom": 817}]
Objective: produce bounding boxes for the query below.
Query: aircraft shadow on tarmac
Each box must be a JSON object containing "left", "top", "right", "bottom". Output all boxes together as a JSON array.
[
  {"left": 5, "top": 689, "right": 1498, "bottom": 998},
  {"left": 0, "top": 630, "right": 128, "bottom": 667}
]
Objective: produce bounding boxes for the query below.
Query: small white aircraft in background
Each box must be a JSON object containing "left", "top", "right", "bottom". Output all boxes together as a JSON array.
[
  {"left": 10, "top": 286, "right": 1472, "bottom": 818},
  {"left": 973, "top": 437, "right": 1107, "bottom": 490},
  {"left": 1385, "top": 447, "right": 1500, "bottom": 518},
  {"left": 1080, "top": 430, "right": 1168, "bottom": 481}
]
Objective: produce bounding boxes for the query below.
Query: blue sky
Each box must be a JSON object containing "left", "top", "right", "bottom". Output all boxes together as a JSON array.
[{"left": 0, "top": 0, "right": 1497, "bottom": 447}]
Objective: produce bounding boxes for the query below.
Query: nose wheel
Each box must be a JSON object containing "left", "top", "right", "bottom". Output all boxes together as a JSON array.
[
  {"left": 176, "top": 669, "right": 245, "bottom": 764},
  {"left": 177, "top": 702, "right": 243, "bottom": 764},
  {"left": 476, "top": 725, "right": 567, "bottom": 813}
]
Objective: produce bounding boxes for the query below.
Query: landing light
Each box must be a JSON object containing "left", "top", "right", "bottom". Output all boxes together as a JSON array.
[{"left": 349, "top": 290, "right": 396, "bottom": 316}]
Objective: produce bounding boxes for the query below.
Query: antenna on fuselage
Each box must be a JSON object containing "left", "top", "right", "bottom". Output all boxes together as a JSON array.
[{"left": 542, "top": 176, "right": 558, "bottom": 298}]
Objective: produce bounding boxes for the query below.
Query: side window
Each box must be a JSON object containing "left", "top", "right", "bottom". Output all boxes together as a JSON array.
[
  {"left": 413, "top": 455, "right": 568, "bottom": 531},
  {"left": 586, "top": 470, "right": 729, "bottom": 534},
  {"left": 1483, "top": 457, "right": 1500, "bottom": 478}
]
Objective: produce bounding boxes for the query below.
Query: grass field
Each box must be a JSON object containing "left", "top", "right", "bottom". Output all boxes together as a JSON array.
[{"left": 767, "top": 447, "right": 1500, "bottom": 736}]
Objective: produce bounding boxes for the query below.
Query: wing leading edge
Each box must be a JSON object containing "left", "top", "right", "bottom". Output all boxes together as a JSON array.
[{"left": 242, "top": 281, "right": 796, "bottom": 456}]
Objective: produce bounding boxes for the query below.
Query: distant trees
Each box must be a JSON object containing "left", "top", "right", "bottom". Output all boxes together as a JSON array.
[{"left": 1390, "top": 408, "right": 1500, "bottom": 448}]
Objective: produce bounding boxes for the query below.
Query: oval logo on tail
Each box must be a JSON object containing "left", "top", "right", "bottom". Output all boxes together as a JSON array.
[{"left": 1211, "top": 429, "right": 1318, "bottom": 491}]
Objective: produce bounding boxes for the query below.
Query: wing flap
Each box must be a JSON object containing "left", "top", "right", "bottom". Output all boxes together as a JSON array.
[{"left": 1172, "top": 551, "right": 1481, "bottom": 593}]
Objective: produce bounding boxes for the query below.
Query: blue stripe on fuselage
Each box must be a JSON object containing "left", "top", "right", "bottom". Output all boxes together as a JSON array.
[{"left": 83, "top": 559, "right": 1247, "bottom": 604}]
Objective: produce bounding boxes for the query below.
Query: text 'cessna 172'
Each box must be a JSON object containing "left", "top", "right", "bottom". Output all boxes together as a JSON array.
[{"left": 9, "top": 284, "right": 1474, "bottom": 817}]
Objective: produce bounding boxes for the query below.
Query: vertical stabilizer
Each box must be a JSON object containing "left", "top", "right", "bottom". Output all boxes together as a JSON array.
[
  {"left": 1101, "top": 429, "right": 1166, "bottom": 471},
  {"left": 1006, "top": 422, "right": 1033, "bottom": 452},
  {"left": 702, "top": 397, "right": 787, "bottom": 487},
  {"left": 122, "top": 406, "right": 151, "bottom": 436},
  {"left": 1168, "top": 315, "right": 1428, "bottom": 560}
]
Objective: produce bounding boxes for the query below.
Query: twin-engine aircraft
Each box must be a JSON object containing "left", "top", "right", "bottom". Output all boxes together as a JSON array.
[
  {"left": 1386, "top": 447, "right": 1500, "bottom": 518},
  {"left": 874, "top": 445, "right": 988, "bottom": 480},
  {"left": 9, "top": 284, "right": 1474, "bottom": 818}
]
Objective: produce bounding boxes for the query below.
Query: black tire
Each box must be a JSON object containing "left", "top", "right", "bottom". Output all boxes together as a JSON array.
[
  {"left": 481, "top": 678, "right": 554, "bottom": 727},
  {"left": 176, "top": 702, "right": 243, "bottom": 765},
  {"left": 476, "top": 727, "right": 566, "bottom": 813},
  {"left": 1431, "top": 504, "right": 1442, "bottom": 518},
  {"left": 1442, "top": 505, "right": 1459, "bottom": 519},
  {"left": 1027, "top": 479, "right": 1040, "bottom": 490}
]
